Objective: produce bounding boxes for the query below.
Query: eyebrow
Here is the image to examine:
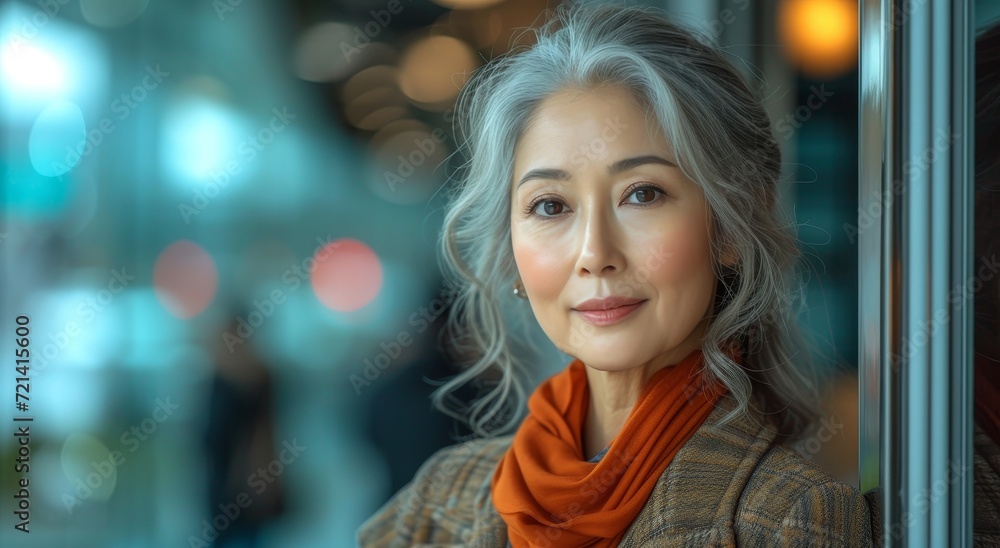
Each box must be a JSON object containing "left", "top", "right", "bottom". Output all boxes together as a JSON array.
[{"left": 515, "top": 155, "right": 678, "bottom": 189}]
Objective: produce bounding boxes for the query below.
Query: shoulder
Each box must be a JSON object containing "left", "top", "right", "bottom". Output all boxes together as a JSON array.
[
  {"left": 735, "top": 442, "right": 875, "bottom": 546},
  {"left": 357, "top": 435, "right": 513, "bottom": 547},
  {"left": 622, "top": 398, "right": 875, "bottom": 546}
]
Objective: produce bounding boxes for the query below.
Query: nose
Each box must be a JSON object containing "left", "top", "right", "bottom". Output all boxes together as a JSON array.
[{"left": 574, "top": 204, "right": 626, "bottom": 277}]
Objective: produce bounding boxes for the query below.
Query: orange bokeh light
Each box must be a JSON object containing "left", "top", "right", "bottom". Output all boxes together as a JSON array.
[{"left": 779, "top": 0, "right": 858, "bottom": 79}]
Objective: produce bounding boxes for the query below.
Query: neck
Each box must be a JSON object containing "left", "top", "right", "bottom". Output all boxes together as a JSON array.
[
  {"left": 580, "top": 321, "right": 709, "bottom": 460},
  {"left": 582, "top": 367, "right": 646, "bottom": 459}
]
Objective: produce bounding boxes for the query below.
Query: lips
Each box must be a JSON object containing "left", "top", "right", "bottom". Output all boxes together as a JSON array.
[
  {"left": 573, "top": 296, "right": 646, "bottom": 311},
  {"left": 572, "top": 297, "right": 647, "bottom": 326}
]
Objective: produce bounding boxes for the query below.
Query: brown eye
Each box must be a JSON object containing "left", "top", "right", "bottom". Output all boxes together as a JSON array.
[
  {"left": 634, "top": 189, "right": 656, "bottom": 203},
  {"left": 523, "top": 196, "right": 569, "bottom": 218},
  {"left": 542, "top": 201, "right": 564, "bottom": 216},
  {"left": 624, "top": 185, "right": 665, "bottom": 205}
]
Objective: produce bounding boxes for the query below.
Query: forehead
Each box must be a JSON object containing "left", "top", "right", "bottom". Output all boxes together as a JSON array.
[{"left": 513, "top": 85, "right": 673, "bottom": 174}]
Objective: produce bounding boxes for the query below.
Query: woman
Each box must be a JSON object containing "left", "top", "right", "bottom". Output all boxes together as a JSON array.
[{"left": 358, "top": 2, "right": 876, "bottom": 546}]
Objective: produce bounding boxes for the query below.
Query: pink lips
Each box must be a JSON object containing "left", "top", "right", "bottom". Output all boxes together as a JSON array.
[{"left": 572, "top": 296, "right": 647, "bottom": 326}]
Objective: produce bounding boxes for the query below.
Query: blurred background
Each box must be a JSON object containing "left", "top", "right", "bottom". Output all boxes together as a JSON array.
[{"left": 0, "top": 0, "right": 995, "bottom": 546}]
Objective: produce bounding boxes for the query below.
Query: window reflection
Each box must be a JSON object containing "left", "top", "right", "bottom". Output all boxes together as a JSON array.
[{"left": 973, "top": 19, "right": 1000, "bottom": 544}]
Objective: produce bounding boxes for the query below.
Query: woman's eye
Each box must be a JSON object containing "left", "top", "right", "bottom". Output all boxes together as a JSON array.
[
  {"left": 626, "top": 186, "right": 663, "bottom": 204},
  {"left": 535, "top": 200, "right": 565, "bottom": 216}
]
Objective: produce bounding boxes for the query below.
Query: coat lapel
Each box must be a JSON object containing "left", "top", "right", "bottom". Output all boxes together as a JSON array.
[{"left": 618, "top": 395, "right": 777, "bottom": 547}]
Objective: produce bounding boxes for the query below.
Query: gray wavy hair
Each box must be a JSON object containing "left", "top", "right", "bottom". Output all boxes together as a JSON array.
[{"left": 434, "top": 0, "right": 823, "bottom": 443}]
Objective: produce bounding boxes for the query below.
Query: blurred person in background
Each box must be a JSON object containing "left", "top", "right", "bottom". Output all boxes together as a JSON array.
[
  {"left": 201, "top": 307, "right": 287, "bottom": 548},
  {"left": 357, "top": 2, "right": 878, "bottom": 546}
]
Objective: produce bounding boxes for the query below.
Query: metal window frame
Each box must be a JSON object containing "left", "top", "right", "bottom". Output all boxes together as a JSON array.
[{"left": 859, "top": 0, "right": 975, "bottom": 545}]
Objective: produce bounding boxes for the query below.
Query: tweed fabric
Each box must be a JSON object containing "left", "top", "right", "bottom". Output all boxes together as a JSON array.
[
  {"left": 357, "top": 395, "right": 877, "bottom": 547},
  {"left": 974, "top": 426, "right": 1000, "bottom": 547}
]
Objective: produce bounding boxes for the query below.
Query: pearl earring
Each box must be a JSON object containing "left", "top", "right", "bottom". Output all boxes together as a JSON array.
[{"left": 512, "top": 279, "right": 528, "bottom": 299}]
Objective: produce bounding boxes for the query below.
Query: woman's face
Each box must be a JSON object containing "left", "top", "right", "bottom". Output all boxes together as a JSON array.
[{"left": 510, "top": 85, "right": 723, "bottom": 372}]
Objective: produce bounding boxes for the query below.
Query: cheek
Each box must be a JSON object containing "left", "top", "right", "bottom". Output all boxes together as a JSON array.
[
  {"left": 644, "top": 215, "right": 714, "bottom": 289},
  {"left": 511, "top": 228, "right": 567, "bottom": 297}
]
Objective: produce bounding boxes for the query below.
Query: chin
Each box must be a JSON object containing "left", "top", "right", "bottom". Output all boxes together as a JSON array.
[
  {"left": 574, "top": 355, "right": 642, "bottom": 372},
  {"left": 557, "top": 326, "right": 691, "bottom": 371},
  {"left": 563, "top": 339, "right": 650, "bottom": 371}
]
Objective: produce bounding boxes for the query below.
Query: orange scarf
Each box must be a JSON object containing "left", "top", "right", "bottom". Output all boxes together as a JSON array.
[{"left": 491, "top": 347, "right": 731, "bottom": 547}]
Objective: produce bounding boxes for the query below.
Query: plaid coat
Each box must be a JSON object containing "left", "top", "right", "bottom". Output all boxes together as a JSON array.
[
  {"left": 974, "top": 426, "right": 1000, "bottom": 546},
  {"left": 358, "top": 395, "right": 877, "bottom": 547}
]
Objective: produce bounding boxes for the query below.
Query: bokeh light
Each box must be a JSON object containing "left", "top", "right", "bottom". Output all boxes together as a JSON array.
[
  {"left": 29, "top": 282, "right": 123, "bottom": 370},
  {"left": 345, "top": 87, "right": 410, "bottom": 131},
  {"left": 154, "top": 240, "right": 219, "bottom": 319},
  {"left": 398, "top": 35, "right": 478, "bottom": 108},
  {"left": 60, "top": 433, "right": 117, "bottom": 503},
  {"left": 160, "top": 93, "right": 250, "bottom": 187},
  {"left": 342, "top": 65, "right": 408, "bottom": 131},
  {"left": 0, "top": 40, "right": 68, "bottom": 97},
  {"left": 778, "top": 0, "right": 859, "bottom": 78},
  {"left": 342, "top": 65, "right": 399, "bottom": 104},
  {"left": 0, "top": 2, "right": 110, "bottom": 122},
  {"left": 293, "top": 22, "right": 361, "bottom": 83},
  {"left": 310, "top": 238, "right": 383, "bottom": 312},
  {"left": 28, "top": 100, "right": 86, "bottom": 177}
]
